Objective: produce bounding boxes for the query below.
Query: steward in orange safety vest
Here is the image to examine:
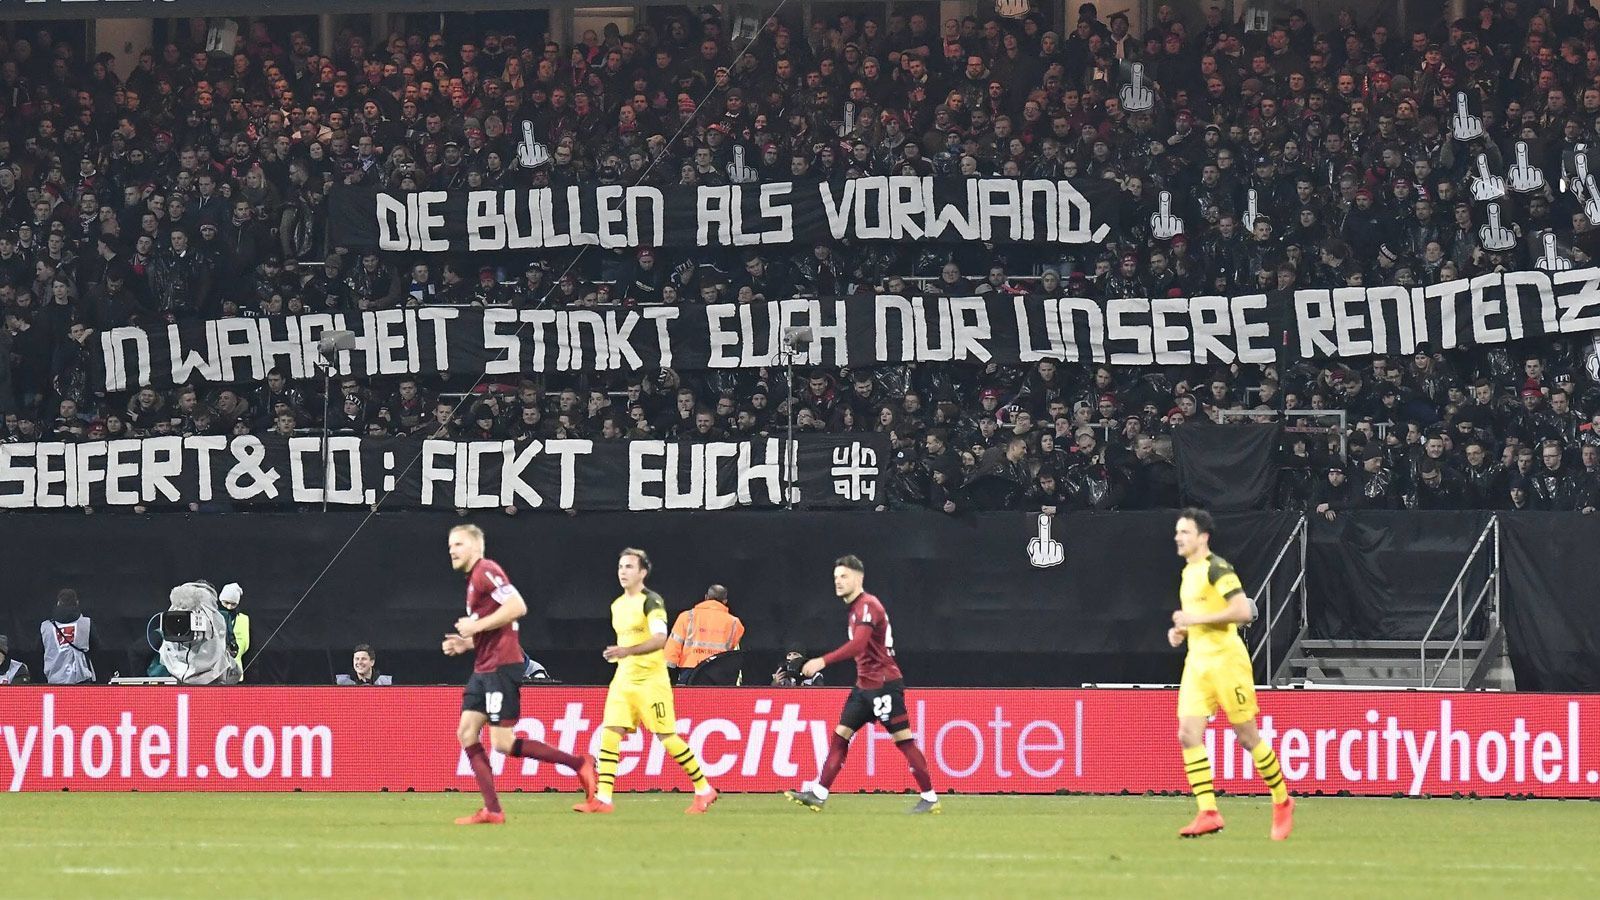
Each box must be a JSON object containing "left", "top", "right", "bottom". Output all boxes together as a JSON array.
[{"left": 664, "top": 585, "right": 745, "bottom": 671}]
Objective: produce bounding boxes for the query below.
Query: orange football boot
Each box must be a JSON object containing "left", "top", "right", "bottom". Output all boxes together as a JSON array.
[
  {"left": 685, "top": 787, "right": 719, "bottom": 815},
  {"left": 1179, "top": 809, "right": 1225, "bottom": 838},
  {"left": 1271, "top": 797, "right": 1295, "bottom": 841},
  {"left": 576, "top": 756, "right": 598, "bottom": 803}
]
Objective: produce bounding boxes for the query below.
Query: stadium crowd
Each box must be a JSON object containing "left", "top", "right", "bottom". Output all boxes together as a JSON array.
[{"left": 4, "top": 2, "right": 1600, "bottom": 513}]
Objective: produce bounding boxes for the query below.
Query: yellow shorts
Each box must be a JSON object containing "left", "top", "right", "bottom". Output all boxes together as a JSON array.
[
  {"left": 1177, "top": 650, "right": 1258, "bottom": 724},
  {"left": 602, "top": 677, "right": 677, "bottom": 734}
]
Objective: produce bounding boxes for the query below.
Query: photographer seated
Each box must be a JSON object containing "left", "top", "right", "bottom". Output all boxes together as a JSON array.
[
  {"left": 336, "top": 644, "right": 393, "bottom": 685},
  {"left": 664, "top": 585, "right": 745, "bottom": 686},
  {"left": 158, "top": 582, "right": 243, "bottom": 685},
  {"left": 772, "top": 647, "right": 825, "bottom": 687}
]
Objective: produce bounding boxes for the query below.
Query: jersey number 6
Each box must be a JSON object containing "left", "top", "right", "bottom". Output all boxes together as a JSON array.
[{"left": 1234, "top": 687, "right": 1248, "bottom": 707}]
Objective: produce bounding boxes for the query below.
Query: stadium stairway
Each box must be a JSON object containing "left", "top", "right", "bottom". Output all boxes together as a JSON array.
[
  {"left": 1282, "top": 516, "right": 1513, "bottom": 691},
  {"left": 1284, "top": 635, "right": 1512, "bottom": 690}
]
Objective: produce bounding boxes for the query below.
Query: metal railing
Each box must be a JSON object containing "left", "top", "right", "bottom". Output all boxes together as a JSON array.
[
  {"left": 1420, "top": 515, "right": 1501, "bottom": 689},
  {"left": 1247, "top": 515, "right": 1309, "bottom": 684},
  {"left": 1216, "top": 408, "right": 1349, "bottom": 459}
]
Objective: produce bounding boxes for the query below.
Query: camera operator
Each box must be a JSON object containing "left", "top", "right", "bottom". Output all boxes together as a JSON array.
[
  {"left": 158, "top": 581, "right": 243, "bottom": 685},
  {"left": 218, "top": 583, "right": 251, "bottom": 678},
  {"left": 771, "top": 647, "right": 824, "bottom": 687},
  {"left": 40, "top": 589, "right": 95, "bottom": 685},
  {"left": 0, "top": 635, "right": 29, "bottom": 684}
]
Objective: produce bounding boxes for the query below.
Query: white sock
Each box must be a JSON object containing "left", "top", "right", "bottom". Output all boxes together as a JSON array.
[
  {"left": 696, "top": 783, "right": 714, "bottom": 796},
  {"left": 920, "top": 790, "right": 938, "bottom": 802},
  {"left": 811, "top": 784, "right": 829, "bottom": 800},
  {"left": 596, "top": 787, "right": 612, "bottom": 804}
]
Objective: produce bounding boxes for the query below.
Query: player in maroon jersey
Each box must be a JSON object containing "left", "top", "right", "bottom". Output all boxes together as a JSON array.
[
  {"left": 442, "top": 524, "right": 598, "bottom": 824},
  {"left": 784, "top": 555, "right": 941, "bottom": 814}
]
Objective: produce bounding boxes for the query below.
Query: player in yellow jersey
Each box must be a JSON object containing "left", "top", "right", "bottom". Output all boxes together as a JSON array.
[
  {"left": 573, "top": 547, "right": 718, "bottom": 814},
  {"left": 1169, "top": 508, "right": 1294, "bottom": 840}
]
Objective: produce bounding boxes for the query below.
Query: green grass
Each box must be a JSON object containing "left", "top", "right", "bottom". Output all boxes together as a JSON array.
[{"left": 4, "top": 793, "right": 1599, "bottom": 898}]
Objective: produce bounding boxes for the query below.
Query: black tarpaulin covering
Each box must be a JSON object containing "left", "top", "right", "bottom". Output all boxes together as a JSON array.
[
  {"left": 1172, "top": 423, "right": 1281, "bottom": 510},
  {"left": 4, "top": 509, "right": 1594, "bottom": 690},
  {"left": 1307, "top": 511, "right": 1493, "bottom": 641},
  {"left": 1498, "top": 513, "right": 1600, "bottom": 691},
  {"left": 0, "top": 510, "right": 1297, "bottom": 688}
]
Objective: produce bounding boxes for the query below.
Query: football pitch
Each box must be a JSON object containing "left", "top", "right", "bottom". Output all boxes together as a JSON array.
[{"left": 6, "top": 793, "right": 1598, "bottom": 897}]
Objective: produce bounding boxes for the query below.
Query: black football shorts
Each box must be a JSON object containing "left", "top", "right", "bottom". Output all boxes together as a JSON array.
[
  {"left": 839, "top": 679, "right": 909, "bottom": 734},
  {"left": 462, "top": 663, "right": 525, "bottom": 725}
]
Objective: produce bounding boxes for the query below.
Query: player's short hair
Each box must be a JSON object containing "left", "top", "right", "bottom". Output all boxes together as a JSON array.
[
  {"left": 450, "top": 523, "right": 486, "bottom": 546},
  {"left": 620, "top": 547, "right": 651, "bottom": 572},
  {"left": 1179, "top": 507, "right": 1216, "bottom": 536},
  {"left": 835, "top": 554, "right": 865, "bottom": 573}
]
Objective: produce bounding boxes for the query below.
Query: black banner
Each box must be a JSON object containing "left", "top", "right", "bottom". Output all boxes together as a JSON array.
[
  {"left": 97, "top": 293, "right": 1283, "bottom": 391},
  {"left": 1290, "top": 268, "right": 1600, "bottom": 358},
  {"left": 99, "top": 269, "right": 1600, "bottom": 391},
  {"left": 0, "top": 434, "right": 886, "bottom": 512},
  {"left": 326, "top": 176, "right": 1117, "bottom": 251}
]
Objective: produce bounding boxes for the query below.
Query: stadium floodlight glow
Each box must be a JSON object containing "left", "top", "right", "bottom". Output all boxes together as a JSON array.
[
  {"left": 317, "top": 329, "right": 357, "bottom": 364},
  {"left": 782, "top": 326, "right": 813, "bottom": 350}
]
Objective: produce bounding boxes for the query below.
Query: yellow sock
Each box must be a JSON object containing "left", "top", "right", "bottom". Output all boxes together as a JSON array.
[
  {"left": 660, "top": 733, "right": 710, "bottom": 794},
  {"left": 1183, "top": 745, "right": 1217, "bottom": 812},
  {"left": 596, "top": 728, "right": 621, "bottom": 803},
  {"left": 1252, "top": 742, "right": 1289, "bottom": 804}
]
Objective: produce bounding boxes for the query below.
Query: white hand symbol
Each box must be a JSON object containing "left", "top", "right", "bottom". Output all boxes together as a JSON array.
[
  {"left": 1149, "top": 190, "right": 1184, "bottom": 240},
  {"left": 1451, "top": 92, "right": 1484, "bottom": 141},
  {"left": 1572, "top": 151, "right": 1591, "bottom": 198},
  {"left": 1584, "top": 176, "right": 1600, "bottom": 225},
  {"left": 1507, "top": 141, "right": 1546, "bottom": 193},
  {"left": 1538, "top": 232, "right": 1572, "bottom": 272},
  {"left": 1242, "top": 188, "right": 1260, "bottom": 232},
  {"left": 1119, "top": 62, "right": 1156, "bottom": 112},
  {"left": 838, "top": 101, "right": 856, "bottom": 137},
  {"left": 1470, "top": 153, "right": 1506, "bottom": 201},
  {"left": 1477, "top": 201, "right": 1516, "bottom": 251},
  {"left": 516, "top": 121, "right": 550, "bottom": 169},
  {"left": 725, "top": 144, "right": 757, "bottom": 183},
  {"left": 1026, "top": 513, "right": 1065, "bottom": 568}
]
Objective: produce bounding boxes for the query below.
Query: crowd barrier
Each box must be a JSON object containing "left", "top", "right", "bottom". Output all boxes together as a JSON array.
[{"left": 4, "top": 687, "right": 1598, "bottom": 798}]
